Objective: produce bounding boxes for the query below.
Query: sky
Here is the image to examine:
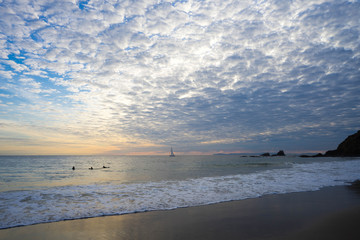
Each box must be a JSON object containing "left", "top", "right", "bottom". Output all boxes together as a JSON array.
[{"left": 0, "top": 0, "right": 359, "bottom": 155}]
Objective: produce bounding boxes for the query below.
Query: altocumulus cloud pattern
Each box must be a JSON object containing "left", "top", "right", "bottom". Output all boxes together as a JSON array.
[{"left": 0, "top": 0, "right": 359, "bottom": 154}]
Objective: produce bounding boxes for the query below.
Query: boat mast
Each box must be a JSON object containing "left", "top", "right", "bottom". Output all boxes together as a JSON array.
[{"left": 170, "top": 147, "right": 175, "bottom": 157}]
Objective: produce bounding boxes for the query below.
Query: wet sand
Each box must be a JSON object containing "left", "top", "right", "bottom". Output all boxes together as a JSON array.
[{"left": 1, "top": 186, "right": 360, "bottom": 240}]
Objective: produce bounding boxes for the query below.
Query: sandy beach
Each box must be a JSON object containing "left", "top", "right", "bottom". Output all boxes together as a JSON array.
[{"left": 1, "top": 185, "right": 360, "bottom": 240}]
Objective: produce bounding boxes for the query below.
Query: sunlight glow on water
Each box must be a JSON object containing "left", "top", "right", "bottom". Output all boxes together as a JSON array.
[{"left": 0, "top": 155, "right": 359, "bottom": 229}]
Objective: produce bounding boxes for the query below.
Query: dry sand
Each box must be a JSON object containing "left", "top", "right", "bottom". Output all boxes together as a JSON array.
[{"left": 1, "top": 185, "right": 360, "bottom": 240}]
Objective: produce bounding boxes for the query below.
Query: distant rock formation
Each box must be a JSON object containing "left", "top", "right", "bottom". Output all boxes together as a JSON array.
[
  {"left": 299, "top": 153, "right": 323, "bottom": 158},
  {"left": 300, "top": 130, "right": 360, "bottom": 157},
  {"left": 274, "top": 150, "right": 285, "bottom": 156},
  {"left": 259, "top": 150, "right": 285, "bottom": 157}
]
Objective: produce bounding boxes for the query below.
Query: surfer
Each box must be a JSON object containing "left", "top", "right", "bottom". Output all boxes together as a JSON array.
[
  {"left": 72, "top": 166, "right": 75, "bottom": 170},
  {"left": 89, "top": 167, "right": 93, "bottom": 170}
]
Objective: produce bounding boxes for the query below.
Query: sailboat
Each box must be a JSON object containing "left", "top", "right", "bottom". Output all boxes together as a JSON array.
[{"left": 169, "top": 147, "right": 175, "bottom": 157}]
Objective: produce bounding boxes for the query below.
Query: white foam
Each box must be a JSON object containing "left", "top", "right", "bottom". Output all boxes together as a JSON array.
[{"left": 1, "top": 159, "right": 360, "bottom": 229}]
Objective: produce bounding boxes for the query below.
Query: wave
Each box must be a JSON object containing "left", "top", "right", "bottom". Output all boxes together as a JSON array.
[{"left": 1, "top": 159, "right": 360, "bottom": 229}]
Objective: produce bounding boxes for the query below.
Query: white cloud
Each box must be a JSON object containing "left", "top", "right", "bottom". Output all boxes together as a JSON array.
[
  {"left": 0, "top": 59, "right": 29, "bottom": 72},
  {"left": 0, "top": 70, "right": 14, "bottom": 79},
  {"left": 0, "top": 0, "right": 359, "bottom": 153}
]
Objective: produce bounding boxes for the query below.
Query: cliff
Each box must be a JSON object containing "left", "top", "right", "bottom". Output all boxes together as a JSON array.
[
  {"left": 299, "top": 130, "right": 360, "bottom": 158},
  {"left": 325, "top": 130, "right": 360, "bottom": 157}
]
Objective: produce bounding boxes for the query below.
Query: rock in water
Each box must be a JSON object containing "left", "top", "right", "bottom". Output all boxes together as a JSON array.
[
  {"left": 325, "top": 130, "right": 360, "bottom": 157},
  {"left": 272, "top": 150, "right": 285, "bottom": 156},
  {"left": 276, "top": 150, "right": 285, "bottom": 156}
]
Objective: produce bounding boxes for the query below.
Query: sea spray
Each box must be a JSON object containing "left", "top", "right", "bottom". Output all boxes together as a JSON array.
[{"left": 1, "top": 159, "right": 360, "bottom": 229}]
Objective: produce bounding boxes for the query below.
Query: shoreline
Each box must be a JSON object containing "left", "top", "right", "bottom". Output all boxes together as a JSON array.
[
  {"left": 1, "top": 185, "right": 360, "bottom": 239},
  {"left": 0, "top": 186, "right": 360, "bottom": 240}
]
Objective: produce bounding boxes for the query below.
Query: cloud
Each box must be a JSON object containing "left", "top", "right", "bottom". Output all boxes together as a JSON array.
[{"left": 0, "top": 0, "right": 359, "bottom": 154}]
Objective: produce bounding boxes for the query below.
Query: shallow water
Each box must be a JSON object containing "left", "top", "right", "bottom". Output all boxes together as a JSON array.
[{"left": 0, "top": 155, "right": 359, "bottom": 229}]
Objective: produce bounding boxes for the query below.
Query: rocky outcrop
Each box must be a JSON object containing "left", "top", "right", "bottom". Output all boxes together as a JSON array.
[
  {"left": 324, "top": 130, "right": 360, "bottom": 157},
  {"left": 274, "top": 150, "right": 285, "bottom": 156},
  {"left": 259, "top": 150, "right": 285, "bottom": 157},
  {"left": 300, "top": 130, "right": 360, "bottom": 158},
  {"left": 299, "top": 153, "right": 324, "bottom": 158},
  {"left": 348, "top": 179, "right": 360, "bottom": 193}
]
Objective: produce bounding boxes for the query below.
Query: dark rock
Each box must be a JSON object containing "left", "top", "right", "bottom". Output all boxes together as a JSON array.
[
  {"left": 324, "top": 149, "right": 338, "bottom": 156},
  {"left": 313, "top": 153, "right": 324, "bottom": 157},
  {"left": 275, "top": 150, "right": 285, "bottom": 156},
  {"left": 261, "top": 152, "right": 270, "bottom": 157},
  {"left": 325, "top": 130, "right": 360, "bottom": 157},
  {"left": 351, "top": 179, "right": 360, "bottom": 188},
  {"left": 299, "top": 153, "right": 324, "bottom": 158},
  {"left": 348, "top": 179, "right": 360, "bottom": 193}
]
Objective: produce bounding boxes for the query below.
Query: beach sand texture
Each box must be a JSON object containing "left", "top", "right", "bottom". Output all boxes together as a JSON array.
[{"left": 1, "top": 185, "right": 360, "bottom": 240}]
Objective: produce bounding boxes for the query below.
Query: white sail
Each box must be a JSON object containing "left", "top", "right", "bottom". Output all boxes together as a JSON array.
[{"left": 170, "top": 147, "right": 175, "bottom": 157}]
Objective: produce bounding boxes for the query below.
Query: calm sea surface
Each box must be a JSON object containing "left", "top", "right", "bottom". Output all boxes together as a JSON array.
[{"left": 0, "top": 155, "right": 360, "bottom": 229}]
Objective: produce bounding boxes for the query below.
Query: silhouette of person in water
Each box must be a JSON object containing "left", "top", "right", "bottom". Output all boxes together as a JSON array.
[
  {"left": 72, "top": 166, "right": 75, "bottom": 170},
  {"left": 89, "top": 167, "right": 93, "bottom": 170}
]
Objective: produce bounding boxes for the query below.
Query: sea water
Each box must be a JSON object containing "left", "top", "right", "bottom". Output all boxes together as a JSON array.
[{"left": 0, "top": 155, "right": 360, "bottom": 229}]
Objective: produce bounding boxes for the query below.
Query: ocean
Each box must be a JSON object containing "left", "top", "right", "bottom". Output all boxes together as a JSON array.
[{"left": 0, "top": 155, "right": 360, "bottom": 229}]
